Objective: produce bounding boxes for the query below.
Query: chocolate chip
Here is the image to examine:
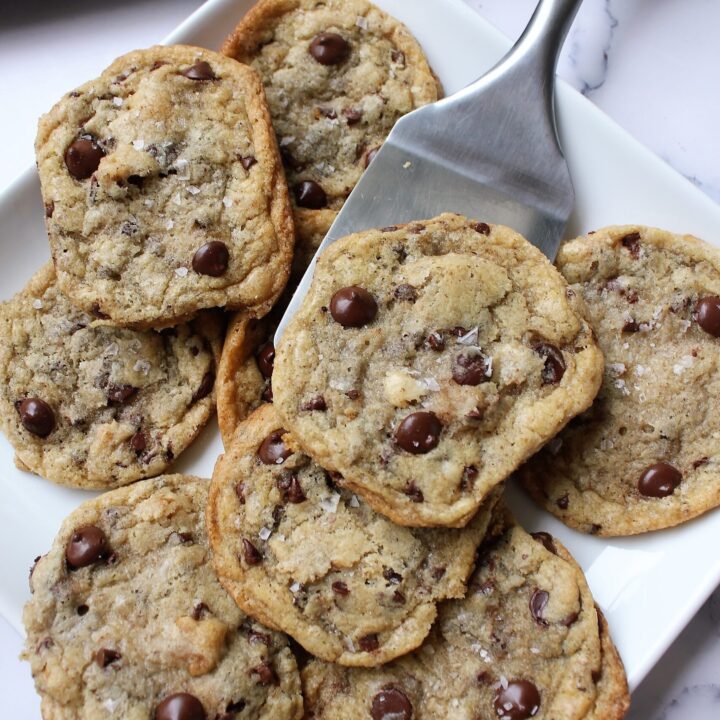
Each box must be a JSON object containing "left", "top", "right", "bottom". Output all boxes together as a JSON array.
[
  {"left": 345, "top": 389, "right": 360, "bottom": 400},
  {"left": 426, "top": 331, "right": 445, "bottom": 351},
  {"left": 395, "top": 411, "right": 442, "bottom": 454},
  {"left": 452, "top": 352, "right": 492, "bottom": 385},
  {"left": 694, "top": 296, "right": 720, "bottom": 337},
  {"left": 358, "top": 634, "right": 379, "bottom": 652},
  {"left": 620, "top": 231, "right": 641, "bottom": 258},
  {"left": 182, "top": 61, "right": 215, "bottom": 80},
  {"left": 77, "top": 604, "right": 89, "bottom": 616},
  {"left": 155, "top": 692, "right": 206, "bottom": 720},
  {"left": 225, "top": 699, "right": 246, "bottom": 714},
  {"left": 300, "top": 395, "right": 327, "bottom": 411},
  {"left": 242, "top": 539, "right": 262, "bottom": 566},
  {"left": 308, "top": 32, "right": 350, "bottom": 65},
  {"left": 293, "top": 180, "right": 327, "bottom": 209},
  {"left": 261, "top": 383, "right": 273, "bottom": 402},
  {"left": 393, "top": 284, "right": 418, "bottom": 302},
  {"left": 473, "top": 222, "right": 491, "bottom": 235},
  {"left": 365, "top": 146, "right": 380, "bottom": 167},
  {"left": 235, "top": 482, "right": 246, "bottom": 504},
  {"left": 393, "top": 590, "right": 406, "bottom": 604},
  {"left": 192, "top": 371, "right": 215, "bottom": 402},
  {"left": 106, "top": 384, "right": 137, "bottom": 404},
  {"left": 131, "top": 430, "right": 147, "bottom": 453},
  {"left": 693, "top": 457, "right": 709, "bottom": 469},
  {"left": 460, "top": 465, "right": 478, "bottom": 492},
  {"left": 371, "top": 688, "right": 413, "bottom": 720},
  {"left": 534, "top": 343, "right": 565, "bottom": 384},
  {"left": 255, "top": 342, "right": 275, "bottom": 379},
  {"left": 191, "top": 602, "right": 209, "bottom": 620},
  {"left": 330, "top": 286, "right": 378, "bottom": 327},
  {"left": 531, "top": 531, "right": 557, "bottom": 555},
  {"left": 66, "top": 525, "right": 109, "bottom": 569},
  {"left": 432, "top": 566, "right": 446, "bottom": 580},
  {"left": 622, "top": 319, "right": 640, "bottom": 333},
  {"left": 17, "top": 398, "right": 55, "bottom": 437},
  {"left": 251, "top": 662, "right": 277, "bottom": 685},
  {"left": 403, "top": 480, "right": 424, "bottom": 503},
  {"left": 192, "top": 241, "right": 229, "bottom": 276},
  {"left": 638, "top": 462, "right": 682, "bottom": 497},
  {"left": 493, "top": 680, "right": 541, "bottom": 720},
  {"left": 65, "top": 138, "right": 105, "bottom": 180},
  {"left": 343, "top": 107, "right": 363, "bottom": 124},
  {"left": 44, "top": 201, "right": 54, "bottom": 218},
  {"left": 530, "top": 589, "right": 549, "bottom": 625},
  {"left": 556, "top": 494, "right": 569, "bottom": 510},
  {"left": 332, "top": 581, "right": 350, "bottom": 596},
  {"left": 258, "top": 429, "right": 292, "bottom": 465},
  {"left": 240, "top": 156, "right": 257, "bottom": 170},
  {"left": 95, "top": 648, "right": 121, "bottom": 667},
  {"left": 391, "top": 49, "right": 405, "bottom": 65}
]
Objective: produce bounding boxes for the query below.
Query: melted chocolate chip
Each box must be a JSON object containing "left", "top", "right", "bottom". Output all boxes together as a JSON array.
[
  {"left": 330, "top": 286, "right": 378, "bottom": 327},
  {"left": 393, "top": 284, "right": 418, "bottom": 302},
  {"left": 95, "top": 648, "right": 121, "bottom": 667},
  {"left": 66, "top": 525, "right": 109, "bottom": 569},
  {"left": 365, "top": 146, "right": 380, "bottom": 167},
  {"left": 240, "top": 156, "right": 257, "bottom": 170},
  {"left": 258, "top": 429, "right": 292, "bottom": 465},
  {"left": 131, "top": 430, "right": 147, "bottom": 453},
  {"left": 287, "top": 475, "right": 306, "bottom": 503},
  {"left": 561, "top": 610, "right": 580, "bottom": 627},
  {"left": 255, "top": 342, "right": 275, "bottom": 379},
  {"left": 17, "top": 398, "right": 55, "bottom": 437},
  {"left": 192, "top": 372, "right": 215, "bottom": 402},
  {"left": 395, "top": 412, "right": 442, "bottom": 454},
  {"left": 621, "top": 231, "right": 641, "bottom": 258},
  {"left": 534, "top": 343, "right": 565, "bottom": 384},
  {"left": 358, "top": 633, "right": 379, "bottom": 652},
  {"left": 556, "top": 494, "right": 569, "bottom": 510},
  {"left": 530, "top": 589, "right": 549, "bottom": 625},
  {"left": 426, "top": 331, "right": 445, "bottom": 351},
  {"left": 452, "top": 352, "right": 492, "bottom": 385},
  {"left": 251, "top": 662, "right": 277, "bottom": 685},
  {"left": 530, "top": 531, "right": 557, "bottom": 555},
  {"left": 106, "top": 384, "right": 137, "bottom": 404},
  {"left": 383, "top": 568, "right": 402, "bottom": 584},
  {"left": 393, "top": 589, "right": 406, "bottom": 604},
  {"left": 65, "top": 138, "right": 105, "bottom": 180},
  {"left": 77, "top": 604, "right": 89, "bottom": 616},
  {"left": 308, "top": 32, "right": 350, "bottom": 65},
  {"left": 182, "top": 61, "right": 215, "bottom": 81},
  {"left": 332, "top": 581, "right": 350, "bottom": 596},
  {"left": 343, "top": 107, "right": 363, "bottom": 124},
  {"left": 300, "top": 395, "right": 327, "bottom": 411},
  {"left": 191, "top": 602, "right": 209, "bottom": 620},
  {"left": 474, "top": 222, "right": 491, "bottom": 235},
  {"left": 694, "top": 296, "right": 720, "bottom": 337},
  {"left": 460, "top": 465, "right": 478, "bottom": 492},
  {"left": 192, "top": 241, "right": 229, "bottom": 276},
  {"left": 371, "top": 688, "right": 413, "bottom": 720},
  {"left": 293, "top": 180, "right": 327, "bottom": 208},
  {"left": 391, "top": 49, "right": 405, "bottom": 65},
  {"left": 45, "top": 201, "right": 55, "bottom": 218},
  {"left": 622, "top": 319, "right": 640, "bottom": 334},
  {"left": 494, "top": 680, "right": 541, "bottom": 720},
  {"left": 346, "top": 389, "right": 360, "bottom": 399},
  {"left": 403, "top": 480, "right": 424, "bottom": 503},
  {"left": 638, "top": 462, "right": 682, "bottom": 498},
  {"left": 235, "top": 482, "right": 246, "bottom": 504},
  {"left": 155, "top": 692, "right": 206, "bottom": 720},
  {"left": 242, "top": 539, "right": 262, "bottom": 566}
]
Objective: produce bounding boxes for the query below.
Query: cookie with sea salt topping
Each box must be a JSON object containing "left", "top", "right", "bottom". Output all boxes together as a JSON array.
[
  {"left": 22, "top": 475, "right": 303, "bottom": 720},
  {"left": 521, "top": 225, "right": 720, "bottom": 535},
  {"left": 222, "top": 0, "right": 440, "bottom": 243},
  {"left": 37, "top": 44, "right": 294, "bottom": 328},
  {"left": 273, "top": 213, "right": 603, "bottom": 527},
  {"left": 207, "top": 404, "right": 501, "bottom": 666},
  {"left": 0, "top": 263, "right": 222, "bottom": 489},
  {"left": 301, "top": 508, "right": 630, "bottom": 719}
]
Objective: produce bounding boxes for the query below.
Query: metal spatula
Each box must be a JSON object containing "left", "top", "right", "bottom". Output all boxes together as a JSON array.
[{"left": 276, "top": 0, "right": 582, "bottom": 340}]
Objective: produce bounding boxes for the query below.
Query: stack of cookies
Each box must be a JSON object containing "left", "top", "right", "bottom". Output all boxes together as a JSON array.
[{"left": 11, "top": 0, "right": 720, "bottom": 718}]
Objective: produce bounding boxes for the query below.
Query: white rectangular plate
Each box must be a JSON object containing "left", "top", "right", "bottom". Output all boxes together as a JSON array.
[{"left": 1, "top": 0, "right": 719, "bottom": 695}]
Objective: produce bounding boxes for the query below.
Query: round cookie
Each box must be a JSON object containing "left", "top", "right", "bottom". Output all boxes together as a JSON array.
[
  {"left": 22, "top": 475, "right": 303, "bottom": 720},
  {"left": 301, "top": 509, "right": 630, "bottom": 719},
  {"left": 207, "top": 405, "right": 501, "bottom": 666},
  {"left": 273, "top": 213, "right": 604, "bottom": 527},
  {"left": 221, "top": 0, "right": 440, "bottom": 224},
  {"left": 0, "top": 263, "right": 222, "bottom": 489},
  {"left": 521, "top": 225, "right": 720, "bottom": 535},
  {"left": 37, "top": 45, "right": 294, "bottom": 328}
]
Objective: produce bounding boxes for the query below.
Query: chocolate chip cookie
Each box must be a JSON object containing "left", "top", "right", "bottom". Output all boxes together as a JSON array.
[
  {"left": 22, "top": 475, "right": 303, "bottom": 720},
  {"left": 0, "top": 263, "right": 222, "bottom": 489},
  {"left": 37, "top": 45, "right": 294, "bottom": 328},
  {"left": 273, "top": 214, "right": 604, "bottom": 527},
  {"left": 521, "top": 225, "right": 720, "bottom": 535},
  {"left": 222, "top": 0, "right": 440, "bottom": 245},
  {"left": 301, "top": 509, "right": 630, "bottom": 719},
  {"left": 207, "top": 404, "right": 501, "bottom": 665}
]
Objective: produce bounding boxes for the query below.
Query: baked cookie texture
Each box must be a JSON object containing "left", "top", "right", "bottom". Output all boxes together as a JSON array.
[
  {"left": 0, "top": 263, "right": 222, "bottom": 489},
  {"left": 301, "top": 509, "right": 629, "bottom": 719},
  {"left": 208, "top": 404, "right": 500, "bottom": 666},
  {"left": 37, "top": 45, "right": 294, "bottom": 328},
  {"left": 222, "top": 0, "right": 440, "bottom": 232},
  {"left": 22, "top": 475, "right": 303, "bottom": 720},
  {"left": 273, "top": 213, "right": 604, "bottom": 527},
  {"left": 521, "top": 225, "right": 720, "bottom": 535}
]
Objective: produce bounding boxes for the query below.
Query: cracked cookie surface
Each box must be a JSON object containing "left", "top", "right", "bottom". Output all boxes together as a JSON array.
[
  {"left": 22, "top": 475, "right": 303, "bottom": 720},
  {"left": 208, "top": 405, "right": 500, "bottom": 665},
  {"left": 301, "top": 509, "right": 629, "bottom": 720},
  {"left": 521, "top": 225, "right": 720, "bottom": 535},
  {"left": 0, "top": 263, "right": 222, "bottom": 489},
  {"left": 37, "top": 45, "right": 293, "bottom": 328},
  {"left": 273, "top": 214, "right": 603, "bottom": 527}
]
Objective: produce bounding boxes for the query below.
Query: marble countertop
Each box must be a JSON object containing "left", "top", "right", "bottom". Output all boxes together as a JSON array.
[{"left": 0, "top": 0, "right": 718, "bottom": 716}]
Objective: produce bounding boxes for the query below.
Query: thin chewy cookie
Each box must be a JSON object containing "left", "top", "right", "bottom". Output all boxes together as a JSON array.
[
  {"left": 37, "top": 45, "right": 294, "bottom": 328},
  {"left": 222, "top": 0, "right": 440, "bottom": 240},
  {"left": 273, "top": 214, "right": 603, "bottom": 527},
  {"left": 301, "top": 509, "right": 630, "bottom": 720},
  {"left": 0, "top": 263, "right": 222, "bottom": 489},
  {"left": 23, "top": 475, "right": 303, "bottom": 720},
  {"left": 521, "top": 225, "right": 720, "bottom": 535},
  {"left": 207, "top": 405, "right": 501, "bottom": 665}
]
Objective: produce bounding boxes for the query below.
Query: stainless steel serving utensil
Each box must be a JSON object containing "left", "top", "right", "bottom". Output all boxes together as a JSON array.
[{"left": 276, "top": 0, "right": 583, "bottom": 340}]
